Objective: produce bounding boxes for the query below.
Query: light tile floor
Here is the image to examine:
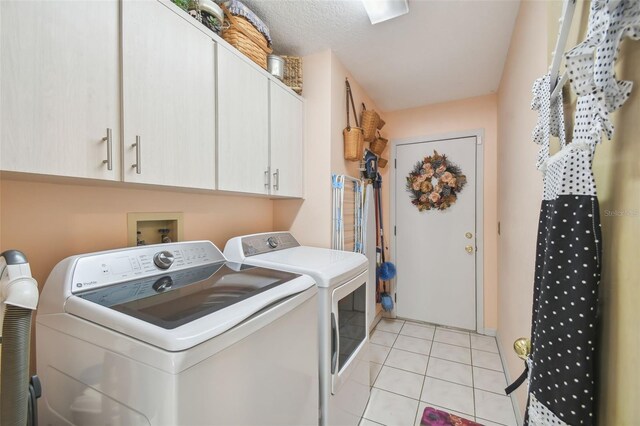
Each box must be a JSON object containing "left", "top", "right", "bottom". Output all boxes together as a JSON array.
[{"left": 361, "top": 318, "right": 518, "bottom": 426}]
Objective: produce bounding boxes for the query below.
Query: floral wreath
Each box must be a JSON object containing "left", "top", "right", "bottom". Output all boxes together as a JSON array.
[{"left": 406, "top": 150, "right": 467, "bottom": 211}]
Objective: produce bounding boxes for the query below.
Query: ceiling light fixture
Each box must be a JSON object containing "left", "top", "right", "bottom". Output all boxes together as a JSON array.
[{"left": 362, "top": 0, "right": 409, "bottom": 25}]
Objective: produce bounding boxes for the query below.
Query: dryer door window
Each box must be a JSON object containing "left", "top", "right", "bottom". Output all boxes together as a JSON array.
[
  {"left": 331, "top": 271, "right": 368, "bottom": 394},
  {"left": 337, "top": 282, "right": 366, "bottom": 369}
]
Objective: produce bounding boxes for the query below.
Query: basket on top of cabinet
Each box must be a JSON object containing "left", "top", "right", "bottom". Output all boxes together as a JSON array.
[
  {"left": 281, "top": 56, "right": 302, "bottom": 95},
  {"left": 220, "top": 0, "right": 272, "bottom": 70}
]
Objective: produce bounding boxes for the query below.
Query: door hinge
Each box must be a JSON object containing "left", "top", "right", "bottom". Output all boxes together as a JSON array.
[
  {"left": 394, "top": 225, "right": 396, "bottom": 236},
  {"left": 498, "top": 221, "right": 501, "bottom": 236},
  {"left": 395, "top": 293, "right": 397, "bottom": 302},
  {"left": 394, "top": 159, "right": 397, "bottom": 168}
]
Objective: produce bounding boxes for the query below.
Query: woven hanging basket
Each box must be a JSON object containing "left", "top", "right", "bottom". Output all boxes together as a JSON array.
[
  {"left": 221, "top": 5, "right": 272, "bottom": 69},
  {"left": 370, "top": 134, "right": 388, "bottom": 156},
  {"left": 344, "top": 79, "right": 364, "bottom": 162},
  {"left": 344, "top": 127, "right": 364, "bottom": 161},
  {"left": 378, "top": 157, "right": 388, "bottom": 168},
  {"left": 361, "top": 103, "right": 380, "bottom": 142}
]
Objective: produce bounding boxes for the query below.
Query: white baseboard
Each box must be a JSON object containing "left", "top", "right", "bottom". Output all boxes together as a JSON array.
[
  {"left": 369, "top": 311, "right": 383, "bottom": 333},
  {"left": 495, "top": 330, "right": 524, "bottom": 426},
  {"left": 477, "top": 327, "right": 497, "bottom": 336}
]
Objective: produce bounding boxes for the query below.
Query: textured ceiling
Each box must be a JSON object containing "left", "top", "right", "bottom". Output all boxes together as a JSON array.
[{"left": 240, "top": 0, "right": 521, "bottom": 111}]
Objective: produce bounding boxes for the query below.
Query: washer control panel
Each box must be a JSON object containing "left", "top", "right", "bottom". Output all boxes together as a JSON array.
[
  {"left": 71, "top": 241, "right": 225, "bottom": 293},
  {"left": 241, "top": 233, "right": 300, "bottom": 257},
  {"left": 153, "top": 251, "right": 175, "bottom": 269}
]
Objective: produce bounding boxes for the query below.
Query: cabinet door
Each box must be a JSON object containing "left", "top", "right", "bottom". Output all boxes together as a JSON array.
[
  {"left": 0, "top": 1, "right": 120, "bottom": 180},
  {"left": 269, "top": 82, "right": 304, "bottom": 198},
  {"left": 122, "top": 0, "right": 215, "bottom": 189},
  {"left": 217, "top": 46, "right": 269, "bottom": 194}
]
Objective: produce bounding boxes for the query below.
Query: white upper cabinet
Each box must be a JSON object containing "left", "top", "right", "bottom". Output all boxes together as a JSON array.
[
  {"left": 216, "top": 45, "right": 270, "bottom": 194},
  {"left": 0, "top": 0, "right": 120, "bottom": 180},
  {"left": 122, "top": 0, "right": 216, "bottom": 189},
  {"left": 269, "top": 82, "right": 304, "bottom": 198},
  {"left": 1, "top": 0, "right": 303, "bottom": 197}
]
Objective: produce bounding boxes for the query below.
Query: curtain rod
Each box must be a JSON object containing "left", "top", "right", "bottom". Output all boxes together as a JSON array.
[{"left": 549, "top": 0, "right": 577, "bottom": 97}]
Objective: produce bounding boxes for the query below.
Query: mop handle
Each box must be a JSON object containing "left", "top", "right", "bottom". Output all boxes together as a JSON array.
[{"left": 377, "top": 184, "right": 386, "bottom": 264}]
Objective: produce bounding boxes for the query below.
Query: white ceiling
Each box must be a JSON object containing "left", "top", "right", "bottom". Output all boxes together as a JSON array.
[{"left": 239, "top": 0, "right": 521, "bottom": 112}]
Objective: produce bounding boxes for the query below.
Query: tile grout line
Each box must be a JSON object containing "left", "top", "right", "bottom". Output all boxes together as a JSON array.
[
  {"left": 377, "top": 357, "right": 429, "bottom": 377},
  {"left": 369, "top": 384, "right": 474, "bottom": 420},
  {"left": 476, "top": 418, "right": 511, "bottom": 426},
  {"left": 434, "top": 337, "right": 500, "bottom": 353},
  {"left": 369, "top": 324, "right": 508, "bottom": 425},
  {"left": 416, "top": 335, "right": 432, "bottom": 424},
  {"left": 471, "top": 345, "right": 477, "bottom": 421},
  {"left": 360, "top": 414, "right": 385, "bottom": 426},
  {"left": 383, "top": 346, "right": 505, "bottom": 394}
]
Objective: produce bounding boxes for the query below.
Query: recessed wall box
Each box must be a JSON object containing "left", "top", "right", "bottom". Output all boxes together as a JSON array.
[{"left": 127, "top": 212, "right": 184, "bottom": 247}]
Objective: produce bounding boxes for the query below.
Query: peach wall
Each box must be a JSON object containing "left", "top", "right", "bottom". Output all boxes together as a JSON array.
[
  {"left": 329, "top": 51, "right": 387, "bottom": 180},
  {"left": 382, "top": 94, "right": 498, "bottom": 331},
  {"left": 496, "top": 0, "right": 547, "bottom": 414},
  {"left": 273, "top": 50, "right": 332, "bottom": 248},
  {"left": 593, "top": 37, "right": 640, "bottom": 421},
  {"left": 273, "top": 50, "right": 386, "bottom": 250},
  {"left": 546, "top": 2, "right": 640, "bottom": 422},
  {"left": 0, "top": 178, "right": 274, "bottom": 286}
]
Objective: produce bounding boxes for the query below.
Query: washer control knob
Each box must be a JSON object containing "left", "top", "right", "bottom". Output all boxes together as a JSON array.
[
  {"left": 153, "top": 276, "right": 173, "bottom": 292},
  {"left": 267, "top": 236, "right": 279, "bottom": 249},
  {"left": 153, "top": 251, "right": 175, "bottom": 269}
]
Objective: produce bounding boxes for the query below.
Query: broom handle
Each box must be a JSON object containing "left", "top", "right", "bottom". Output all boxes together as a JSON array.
[
  {"left": 377, "top": 183, "right": 386, "bottom": 264},
  {"left": 373, "top": 185, "right": 382, "bottom": 299},
  {"left": 376, "top": 182, "right": 391, "bottom": 295},
  {"left": 374, "top": 185, "right": 380, "bottom": 250}
]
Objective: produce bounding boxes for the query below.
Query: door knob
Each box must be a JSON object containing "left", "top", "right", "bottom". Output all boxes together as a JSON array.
[
  {"left": 513, "top": 337, "right": 531, "bottom": 360},
  {"left": 465, "top": 245, "right": 473, "bottom": 254}
]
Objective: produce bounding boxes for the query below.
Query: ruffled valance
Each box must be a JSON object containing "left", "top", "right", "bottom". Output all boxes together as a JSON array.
[{"left": 564, "top": 0, "right": 640, "bottom": 143}]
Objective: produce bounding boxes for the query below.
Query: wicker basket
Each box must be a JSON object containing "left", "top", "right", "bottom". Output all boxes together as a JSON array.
[
  {"left": 361, "top": 104, "right": 380, "bottom": 142},
  {"left": 344, "top": 79, "right": 364, "bottom": 162},
  {"left": 377, "top": 118, "right": 386, "bottom": 130},
  {"left": 221, "top": 5, "right": 272, "bottom": 69},
  {"left": 370, "top": 135, "right": 388, "bottom": 156},
  {"left": 378, "top": 157, "right": 388, "bottom": 168},
  {"left": 282, "top": 56, "right": 302, "bottom": 95},
  {"left": 344, "top": 127, "right": 364, "bottom": 161}
]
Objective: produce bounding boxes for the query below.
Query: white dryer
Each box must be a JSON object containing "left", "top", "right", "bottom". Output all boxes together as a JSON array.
[
  {"left": 224, "top": 232, "right": 370, "bottom": 426},
  {"left": 36, "top": 240, "right": 319, "bottom": 425}
]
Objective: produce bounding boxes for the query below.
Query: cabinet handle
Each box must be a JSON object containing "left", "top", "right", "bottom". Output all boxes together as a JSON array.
[
  {"left": 102, "top": 128, "right": 113, "bottom": 171},
  {"left": 131, "top": 135, "right": 141, "bottom": 174},
  {"left": 273, "top": 168, "right": 279, "bottom": 191},
  {"left": 264, "top": 167, "right": 270, "bottom": 189}
]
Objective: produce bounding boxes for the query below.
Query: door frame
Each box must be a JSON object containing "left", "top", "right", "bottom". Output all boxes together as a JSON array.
[{"left": 389, "top": 129, "right": 485, "bottom": 334}]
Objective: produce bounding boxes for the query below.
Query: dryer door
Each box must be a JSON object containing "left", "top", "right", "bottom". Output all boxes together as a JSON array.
[{"left": 330, "top": 270, "right": 369, "bottom": 395}]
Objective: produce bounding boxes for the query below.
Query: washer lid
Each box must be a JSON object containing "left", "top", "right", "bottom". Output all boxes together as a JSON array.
[
  {"left": 65, "top": 262, "right": 315, "bottom": 351},
  {"left": 240, "top": 246, "right": 367, "bottom": 288}
]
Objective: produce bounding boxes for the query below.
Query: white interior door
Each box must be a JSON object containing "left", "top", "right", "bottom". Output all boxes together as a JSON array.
[{"left": 395, "top": 137, "right": 478, "bottom": 330}]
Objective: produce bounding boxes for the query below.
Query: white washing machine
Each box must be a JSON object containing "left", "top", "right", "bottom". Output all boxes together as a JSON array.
[
  {"left": 36, "top": 240, "right": 319, "bottom": 425},
  {"left": 224, "top": 232, "right": 370, "bottom": 426}
]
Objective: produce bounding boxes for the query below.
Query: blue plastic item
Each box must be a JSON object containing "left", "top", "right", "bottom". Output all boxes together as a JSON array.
[{"left": 378, "top": 261, "right": 397, "bottom": 281}]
